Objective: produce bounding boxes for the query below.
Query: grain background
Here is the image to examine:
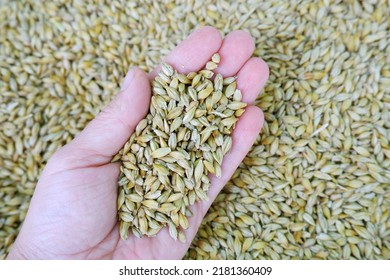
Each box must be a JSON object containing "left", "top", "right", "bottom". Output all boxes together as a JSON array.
[{"left": 0, "top": 0, "right": 389, "bottom": 259}]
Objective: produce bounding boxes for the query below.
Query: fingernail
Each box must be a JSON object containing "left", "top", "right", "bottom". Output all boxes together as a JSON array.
[{"left": 121, "top": 68, "right": 136, "bottom": 91}]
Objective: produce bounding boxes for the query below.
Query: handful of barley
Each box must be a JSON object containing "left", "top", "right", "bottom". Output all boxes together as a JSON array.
[{"left": 114, "top": 54, "right": 246, "bottom": 242}]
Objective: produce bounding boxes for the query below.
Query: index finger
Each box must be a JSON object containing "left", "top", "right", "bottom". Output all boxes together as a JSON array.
[{"left": 149, "top": 26, "right": 223, "bottom": 78}]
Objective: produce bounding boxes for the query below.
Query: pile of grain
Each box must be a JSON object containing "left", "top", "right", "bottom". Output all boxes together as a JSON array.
[{"left": 0, "top": 0, "right": 389, "bottom": 259}]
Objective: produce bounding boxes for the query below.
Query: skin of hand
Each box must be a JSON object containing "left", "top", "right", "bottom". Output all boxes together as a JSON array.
[{"left": 7, "top": 26, "right": 269, "bottom": 260}]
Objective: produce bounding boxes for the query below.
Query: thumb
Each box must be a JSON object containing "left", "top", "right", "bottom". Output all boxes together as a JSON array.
[{"left": 48, "top": 67, "right": 151, "bottom": 171}]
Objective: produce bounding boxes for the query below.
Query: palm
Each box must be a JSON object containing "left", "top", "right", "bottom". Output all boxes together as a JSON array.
[
  {"left": 23, "top": 165, "right": 118, "bottom": 259},
  {"left": 32, "top": 163, "right": 195, "bottom": 259},
  {"left": 26, "top": 146, "right": 222, "bottom": 259},
  {"left": 8, "top": 27, "right": 268, "bottom": 259}
]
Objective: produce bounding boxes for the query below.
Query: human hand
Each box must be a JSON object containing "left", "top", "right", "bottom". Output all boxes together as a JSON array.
[{"left": 7, "top": 26, "right": 269, "bottom": 259}]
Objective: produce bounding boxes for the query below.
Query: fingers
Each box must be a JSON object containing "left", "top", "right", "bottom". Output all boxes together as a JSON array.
[
  {"left": 214, "top": 30, "right": 255, "bottom": 77},
  {"left": 236, "top": 57, "right": 269, "bottom": 104},
  {"left": 165, "top": 26, "right": 223, "bottom": 73},
  {"left": 151, "top": 27, "right": 267, "bottom": 106},
  {"left": 149, "top": 26, "right": 223, "bottom": 78},
  {"left": 49, "top": 68, "right": 151, "bottom": 170},
  {"left": 213, "top": 30, "right": 268, "bottom": 104}
]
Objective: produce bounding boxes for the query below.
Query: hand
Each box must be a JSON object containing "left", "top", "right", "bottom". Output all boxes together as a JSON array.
[{"left": 7, "top": 26, "right": 269, "bottom": 259}]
